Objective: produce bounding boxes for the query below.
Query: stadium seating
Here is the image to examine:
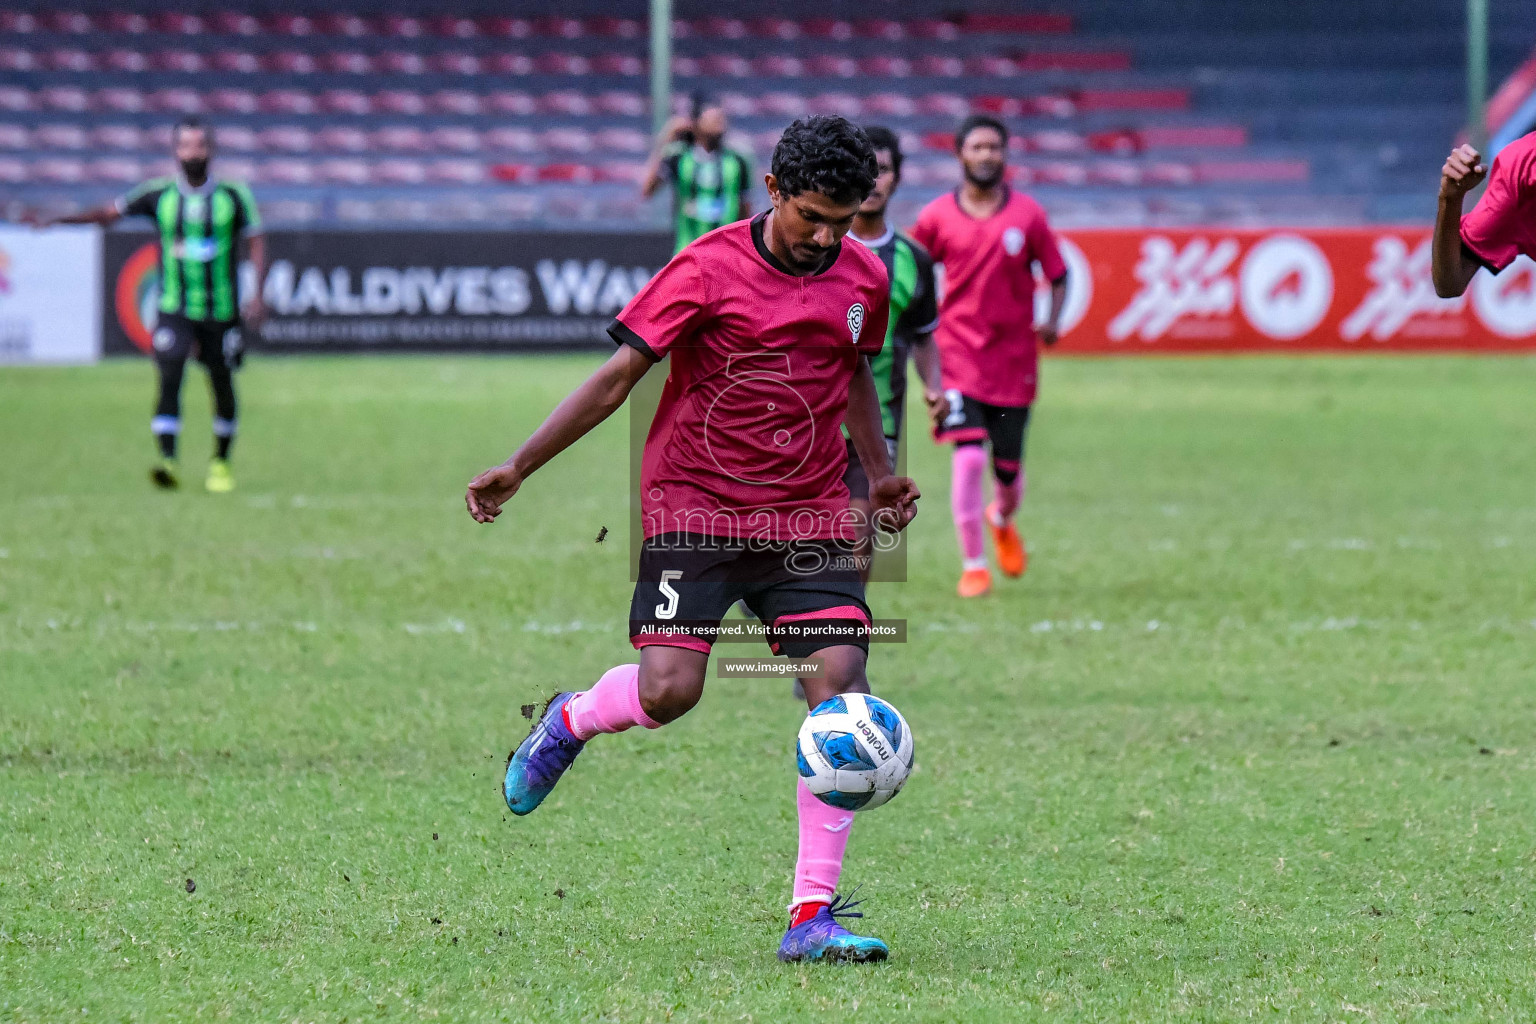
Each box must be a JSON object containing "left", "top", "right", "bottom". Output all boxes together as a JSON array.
[{"left": 4, "top": 0, "right": 1528, "bottom": 226}]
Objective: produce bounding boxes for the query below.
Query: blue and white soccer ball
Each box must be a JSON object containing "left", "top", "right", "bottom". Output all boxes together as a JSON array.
[{"left": 796, "top": 693, "right": 914, "bottom": 811}]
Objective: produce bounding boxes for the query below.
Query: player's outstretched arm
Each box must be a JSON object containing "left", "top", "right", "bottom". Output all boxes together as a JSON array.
[
  {"left": 847, "top": 357, "right": 919, "bottom": 533},
  {"left": 465, "top": 344, "right": 653, "bottom": 524},
  {"left": 1432, "top": 144, "right": 1487, "bottom": 298},
  {"left": 24, "top": 202, "right": 121, "bottom": 228}
]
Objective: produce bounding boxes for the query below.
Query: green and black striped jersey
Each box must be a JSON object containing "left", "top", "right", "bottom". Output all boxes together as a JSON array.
[
  {"left": 847, "top": 227, "right": 940, "bottom": 440},
  {"left": 117, "top": 176, "right": 261, "bottom": 324},
  {"left": 661, "top": 143, "right": 752, "bottom": 252}
]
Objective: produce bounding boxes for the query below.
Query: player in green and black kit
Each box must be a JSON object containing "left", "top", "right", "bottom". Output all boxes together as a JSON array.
[
  {"left": 34, "top": 118, "right": 266, "bottom": 493},
  {"left": 641, "top": 95, "right": 753, "bottom": 252},
  {"left": 842, "top": 126, "right": 942, "bottom": 580}
]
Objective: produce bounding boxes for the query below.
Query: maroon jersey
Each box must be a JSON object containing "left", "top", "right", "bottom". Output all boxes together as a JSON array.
[
  {"left": 911, "top": 188, "right": 1066, "bottom": 407},
  {"left": 1461, "top": 131, "right": 1536, "bottom": 273},
  {"left": 610, "top": 214, "right": 890, "bottom": 542}
]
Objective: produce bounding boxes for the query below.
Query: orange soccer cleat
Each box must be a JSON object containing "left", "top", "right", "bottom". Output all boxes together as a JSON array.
[
  {"left": 957, "top": 566, "right": 992, "bottom": 598},
  {"left": 986, "top": 502, "right": 1027, "bottom": 577}
]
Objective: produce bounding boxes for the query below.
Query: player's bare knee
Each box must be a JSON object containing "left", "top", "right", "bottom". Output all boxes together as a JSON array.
[
  {"left": 637, "top": 651, "right": 706, "bottom": 723},
  {"left": 815, "top": 646, "right": 870, "bottom": 696}
]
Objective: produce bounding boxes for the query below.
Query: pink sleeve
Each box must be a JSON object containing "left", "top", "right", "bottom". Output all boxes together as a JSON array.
[
  {"left": 909, "top": 204, "right": 940, "bottom": 259},
  {"left": 1460, "top": 147, "right": 1528, "bottom": 272},
  {"left": 609, "top": 247, "right": 708, "bottom": 359},
  {"left": 1028, "top": 209, "right": 1067, "bottom": 281},
  {"left": 858, "top": 288, "right": 890, "bottom": 356}
]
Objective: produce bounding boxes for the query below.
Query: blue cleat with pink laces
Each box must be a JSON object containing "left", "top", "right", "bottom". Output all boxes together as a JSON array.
[
  {"left": 778, "top": 890, "right": 889, "bottom": 963},
  {"left": 504, "top": 692, "right": 585, "bottom": 815}
]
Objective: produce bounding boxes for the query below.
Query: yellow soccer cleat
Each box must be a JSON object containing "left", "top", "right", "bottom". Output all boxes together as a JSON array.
[{"left": 205, "top": 458, "right": 235, "bottom": 493}]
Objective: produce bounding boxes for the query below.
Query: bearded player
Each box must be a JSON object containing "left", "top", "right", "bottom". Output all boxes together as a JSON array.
[
  {"left": 911, "top": 114, "right": 1066, "bottom": 598},
  {"left": 466, "top": 117, "right": 920, "bottom": 963}
]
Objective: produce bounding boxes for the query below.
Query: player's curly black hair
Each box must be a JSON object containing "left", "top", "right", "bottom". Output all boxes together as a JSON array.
[{"left": 770, "top": 116, "right": 878, "bottom": 206}]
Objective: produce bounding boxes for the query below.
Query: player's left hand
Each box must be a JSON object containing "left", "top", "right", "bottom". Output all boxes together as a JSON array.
[
  {"left": 241, "top": 297, "right": 267, "bottom": 330},
  {"left": 1037, "top": 323, "right": 1060, "bottom": 347},
  {"left": 869, "top": 474, "right": 920, "bottom": 533},
  {"left": 466, "top": 463, "right": 523, "bottom": 524}
]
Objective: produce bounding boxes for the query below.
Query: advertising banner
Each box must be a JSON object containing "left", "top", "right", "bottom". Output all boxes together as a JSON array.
[
  {"left": 103, "top": 230, "right": 673, "bottom": 355},
  {"left": 0, "top": 226, "right": 101, "bottom": 364},
  {"left": 1041, "top": 228, "right": 1536, "bottom": 353}
]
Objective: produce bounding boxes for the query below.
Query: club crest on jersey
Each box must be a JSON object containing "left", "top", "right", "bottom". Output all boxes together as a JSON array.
[
  {"left": 1002, "top": 227, "right": 1026, "bottom": 257},
  {"left": 846, "top": 303, "right": 865, "bottom": 344}
]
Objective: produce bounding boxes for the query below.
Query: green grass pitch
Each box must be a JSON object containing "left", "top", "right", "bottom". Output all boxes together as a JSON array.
[{"left": 3, "top": 353, "right": 1536, "bottom": 1021}]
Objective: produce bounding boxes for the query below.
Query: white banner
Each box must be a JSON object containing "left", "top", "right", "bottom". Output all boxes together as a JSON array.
[{"left": 0, "top": 226, "right": 101, "bottom": 364}]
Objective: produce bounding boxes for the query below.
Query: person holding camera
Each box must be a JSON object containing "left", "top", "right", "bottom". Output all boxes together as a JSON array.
[{"left": 642, "top": 95, "right": 754, "bottom": 253}]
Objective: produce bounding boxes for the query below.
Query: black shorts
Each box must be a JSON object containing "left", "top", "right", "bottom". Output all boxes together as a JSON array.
[
  {"left": 630, "top": 532, "right": 871, "bottom": 659},
  {"left": 840, "top": 435, "right": 900, "bottom": 503},
  {"left": 933, "top": 390, "right": 1030, "bottom": 467},
  {"left": 151, "top": 314, "right": 244, "bottom": 371}
]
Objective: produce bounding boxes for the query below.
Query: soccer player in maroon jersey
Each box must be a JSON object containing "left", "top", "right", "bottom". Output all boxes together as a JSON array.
[
  {"left": 911, "top": 114, "right": 1067, "bottom": 598},
  {"left": 465, "top": 117, "right": 920, "bottom": 963},
  {"left": 1432, "top": 134, "right": 1536, "bottom": 297}
]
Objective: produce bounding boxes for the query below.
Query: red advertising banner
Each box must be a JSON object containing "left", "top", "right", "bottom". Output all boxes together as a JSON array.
[{"left": 1039, "top": 228, "right": 1536, "bottom": 353}]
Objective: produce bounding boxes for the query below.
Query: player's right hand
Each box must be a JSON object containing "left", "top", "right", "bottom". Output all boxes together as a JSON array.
[
  {"left": 923, "top": 389, "right": 946, "bottom": 431},
  {"left": 465, "top": 463, "right": 523, "bottom": 524},
  {"left": 1440, "top": 144, "right": 1486, "bottom": 200},
  {"left": 869, "top": 474, "right": 920, "bottom": 534},
  {"left": 665, "top": 115, "right": 692, "bottom": 141}
]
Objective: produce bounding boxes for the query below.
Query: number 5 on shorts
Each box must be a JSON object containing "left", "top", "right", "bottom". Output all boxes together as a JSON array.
[
  {"left": 943, "top": 389, "right": 966, "bottom": 428},
  {"left": 655, "top": 570, "right": 683, "bottom": 619}
]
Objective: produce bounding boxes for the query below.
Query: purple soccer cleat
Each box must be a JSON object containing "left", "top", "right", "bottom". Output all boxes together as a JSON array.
[
  {"left": 778, "top": 890, "right": 889, "bottom": 963},
  {"left": 503, "top": 692, "right": 585, "bottom": 815}
]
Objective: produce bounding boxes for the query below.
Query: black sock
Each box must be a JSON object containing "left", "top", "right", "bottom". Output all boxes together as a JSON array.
[
  {"left": 156, "top": 433, "right": 176, "bottom": 459},
  {"left": 215, "top": 435, "right": 232, "bottom": 460}
]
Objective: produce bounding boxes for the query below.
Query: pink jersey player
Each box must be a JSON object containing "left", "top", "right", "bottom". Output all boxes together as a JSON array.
[{"left": 1432, "top": 131, "right": 1536, "bottom": 298}]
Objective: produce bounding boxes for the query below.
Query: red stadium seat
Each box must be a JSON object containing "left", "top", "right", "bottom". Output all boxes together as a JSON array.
[
  {"left": 1087, "top": 161, "right": 1144, "bottom": 186},
  {"left": 589, "top": 53, "right": 643, "bottom": 76},
  {"left": 153, "top": 13, "right": 206, "bottom": 35},
  {"left": 379, "top": 16, "right": 425, "bottom": 39},
  {"left": 428, "top": 160, "right": 484, "bottom": 185},
  {"left": 595, "top": 91, "right": 646, "bottom": 117},
  {"left": 964, "top": 55, "right": 1016, "bottom": 78},
  {"left": 1017, "top": 51, "right": 1132, "bottom": 73},
  {"left": 758, "top": 92, "right": 807, "bottom": 117},
  {"left": 534, "top": 16, "right": 585, "bottom": 39},
  {"left": 693, "top": 17, "right": 747, "bottom": 39},
  {"left": 105, "top": 49, "right": 149, "bottom": 73},
  {"left": 211, "top": 50, "right": 261, "bottom": 74},
  {"left": 1143, "top": 162, "right": 1197, "bottom": 186},
  {"left": 913, "top": 55, "right": 964, "bottom": 77},
  {"left": 535, "top": 53, "right": 588, "bottom": 75},
  {"left": 1086, "top": 129, "right": 1143, "bottom": 156},
  {"left": 536, "top": 163, "right": 592, "bottom": 183},
  {"left": 0, "top": 48, "right": 35, "bottom": 72},
  {"left": 42, "top": 12, "right": 95, "bottom": 34},
  {"left": 264, "top": 14, "right": 314, "bottom": 36},
  {"left": 541, "top": 128, "right": 594, "bottom": 154},
  {"left": 672, "top": 57, "right": 700, "bottom": 77},
  {"left": 317, "top": 126, "right": 370, "bottom": 152},
  {"left": 207, "top": 88, "right": 258, "bottom": 113},
  {"left": 377, "top": 51, "right": 427, "bottom": 75},
  {"left": 916, "top": 93, "right": 969, "bottom": 118},
  {"left": 373, "top": 91, "right": 427, "bottom": 116},
  {"left": 1030, "top": 129, "right": 1088, "bottom": 154},
  {"left": 47, "top": 49, "right": 96, "bottom": 72},
  {"left": 751, "top": 55, "right": 803, "bottom": 77},
  {"left": 374, "top": 159, "right": 428, "bottom": 185},
  {"left": 0, "top": 124, "right": 29, "bottom": 149},
  {"left": 920, "top": 131, "right": 951, "bottom": 152},
  {"left": 586, "top": 17, "right": 641, "bottom": 38},
  {"left": 746, "top": 18, "right": 799, "bottom": 39},
  {"left": 863, "top": 93, "right": 916, "bottom": 117},
  {"left": 488, "top": 162, "right": 534, "bottom": 183},
  {"left": 265, "top": 51, "right": 317, "bottom": 75},
  {"left": 320, "top": 90, "right": 373, "bottom": 115},
  {"left": 0, "top": 13, "right": 37, "bottom": 34},
  {"left": 802, "top": 19, "right": 854, "bottom": 40},
  {"left": 1034, "top": 161, "right": 1089, "bottom": 186},
  {"left": 318, "top": 158, "right": 371, "bottom": 186},
  {"left": 430, "top": 91, "right": 483, "bottom": 116},
  {"left": 35, "top": 157, "right": 86, "bottom": 183},
  {"left": 1137, "top": 125, "right": 1248, "bottom": 149},
  {"left": 428, "top": 127, "right": 481, "bottom": 154},
  {"left": 484, "top": 128, "right": 539, "bottom": 153},
  {"left": 41, "top": 87, "right": 91, "bottom": 112},
  {"left": 258, "top": 126, "right": 314, "bottom": 153},
  {"left": 806, "top": 92, "right": 862, "bottom": 117},
  {"left": 905, "top": 19, "right": 960, "bottom": 40},
  {"left": 857, "top": 56, "right": 911, "bottom": 78},
  {"left": 0, "top": 158, "right": 25, "bottom": 184},
  {"left": 34, "top": 124, "right": 90, "bottom": 150},
  {"left": 431, "top": 52, "right": 483, "bottom": 76},
  {"left": 154, "top": 49, "right": 207, "bottom": 73},
  {"left": 478, "top": 17, "right": 532, "bottom": 38},
  {"left": 258, "top": 90, "right": 316, "bottom": 115},
  {"left": 100, "top": 12, "right": 147, "bottom": 33},
  {"left": 92, "top": 124, "right": 147, "bottom": 151},
  {"left": 431, "top": 17, "right": 481, "bottom": 39},
  {"left": 594, "top": 127, "right": 649, "bottom": 154},
  {"left": 486, "top": 53, "right": 535, "bottom": 75},
  {"left": 1074, "top": 89, "right": 1190, "bottom": 112},
  {"left": 592, "top": 162, "right": 645, "bottom": 184},
  {"left": 853, "top": 19, "right": 905, "bottom": 40},
  {"left": 94, "top": 87, "right": 145, "bottom": 113},
  {"left": 698, "top": 54, "right": 751, "bottom": 77},
  {"left": 961, "top": 13, "right": 1074, "bottom": 33},
  {"left": 486, "top": 93, "right": 537, "bottom": 116},
  {"left": 216, "top": 125, "right": 259, "bottom": 151},
  {"left": 1020, "top": 94, "right": 1077, "bottom": 118},
  {"left": 211, "top": 12, "right": 261, "bottom": 36},
  {"left": 322, "top": 51, "right": 376, "bottom": 75},
  {"left": 258, "top": 159, "right": 315, "bottom": 186},
  {"left": 316, "top": 14, "right": 372, "bottom": 37},
  {"left": 805, "top": 55, "right": 859, "bottom": 78},
  {"left": 88, "top": 157, "right": 143, "bottom": 184},
  {"left": 372, "top": 126, "right": 429, "bottom": 153},
  {"left": 539, "top": 91, "right": 592, "bottom": 116}
]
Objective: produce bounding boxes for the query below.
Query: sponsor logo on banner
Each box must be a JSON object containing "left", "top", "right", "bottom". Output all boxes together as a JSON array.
[
  {"left": 1239, "top": 234, "right": 1333, "bottom": 340},
  {"left": 1340, "top": 237, "right": 1463, "bottom": 341},
  {"left": 114, "top": 241, "right": 161, "bottom": 353},
  {"left": 1470, "top": 255, "right": 1536, "bottom": 338},
  {"left": 1108, "top": 236, "right": 1239, "bottom": 341}
]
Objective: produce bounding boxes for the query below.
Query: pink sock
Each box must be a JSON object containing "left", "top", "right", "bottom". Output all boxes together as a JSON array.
[
  {"left": 951, "top": 445, "right": 988, "bottom": 570},
  {"left": 992, "top": 470, "right": 1025, "bottom": 524},
  {"left": 563, "top": 664, "right": 660, "bottom": 741},
  {"left": 791, "top": 778, "right": 853, "bottom": 907}
]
